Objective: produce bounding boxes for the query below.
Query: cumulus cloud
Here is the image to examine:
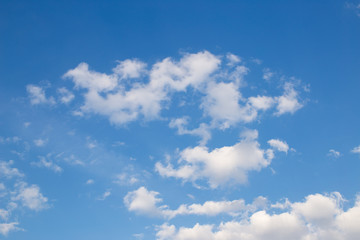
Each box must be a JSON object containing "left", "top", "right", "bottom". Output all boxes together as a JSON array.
[
  {"left": 201, "top": 82, "right": 256, "bottom": 129},
  {"left": 57, "top": 87, "right": 75, "bottom": 104},
  {"left": 155, "top": 192, "right": 360, "bottom": 240},
  {"left": 0, "top": 161, "right": 24, "bottom": 179},
  {"left": 0, "top": 161, "right": 49, "bottom": 236},
  {"left": 156, "top": 130, "right": 274, "bottom": 188},
  {"left": 0, "top": 222, "right": 21, "bottom": 236},
  {"left": 169, "top": 117, "right": 211, "bottom": 145},
  {"left": 268, "top": 139, "right": 289, "bottom": 153},
  {"left": 124, "top": 187, "right": 163, "bottom": 217},
  {"left": 263, "top": 68, "right": 275, "bottom": 81},
  {"left": 26, "top": 85, "right": 55, "bottom": 105},
  {"left": 351, "top": 145, "right": 360, "bottom": 154},
  {"left": 62, "top": 51, "right": 305, "bottom": 127},
  {"left": 124, "top": 187, "right": 266, "bottom": 219},
  {"left": 248, "top": 95, "right": 276, "bottom": 111},
  {"left": 113, "top": 59, "right": 147, "bottom": 79},
  {"left": 64, "top": 51, "right": 220, "bottom": 125},
  {"left": 12, "top": 182, "right": 49, "bottom": 211},
  {"left": 275, "top": 82, "right": 303, "bottom": 115},
  {"left": 328, "top": 149, "right": 341, "bottom": 158},
  {"left": 97, "top": 191, "right": 111, "bottom": 201}
]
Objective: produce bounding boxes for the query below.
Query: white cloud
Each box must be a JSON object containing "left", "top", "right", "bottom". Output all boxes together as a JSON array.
[
  {"left": 0, "top": 161, "right": 24, "bottom": 179},
  {"left": 31, "top": 157, "right": 63, "bottom": 173},
  {"left": 12, "top": 182, "right": 49, "bottom": 211},
  {"left": 226, "top": 53, "right": 241, "bottom": 66},
  {"left": 351, "top": 145, "right": 360, "bottom": 154},
  {"left": 155, "top": 192, "right": 360, "bottom": 240},
  {"left": 328, "top": 149, "right": 341, "bottom": 158},
  {"left": 0, "top": 222, "right": 21, "bottom": 236},
  {"left": 61, "top": 51, "right": 306, "bottom": 129},
  {"left": 64, "top": 51, "right": 220, "bottom": 125},
  {"left": 201, "top": 82, "right": 256, "bottom": 129},
  {"left": 263, "top": 68, "right": 275, "bottom": 81},
  {"left": 248, "top": 95, "right": 276, "bottom": 111},
  {"left": 86, "top": 179, "right": 94, "bottom": 185},
  {"left": 125, "top": 187, "right": 266, "bottom": 219},
  {"left": 97, "top": 191, "right": 111, "bottom": 201},
  {"left": 0, "top": 162, "right": 49, "bottom": 236},
  {"left": 113, "top": 59, "right": 147, "bottom": 79},
  {"left": 33, "top": 138, "right": 47, "bottom": 147},
  {"left": 26, "top": 85, "right": 55, "bottom": 105},
  {"left": 156, "top": 130, "right": 274, "bottom": 188},
  {"left": 275, "top": 83, "right": 303, "bottom": 116},
  {"left": 124, "top": 187, "right": 163, "bottom": 217},
  {"left": 113, "top": 173, "right": 139, "bottom": 186},
  {"left": 169, "top": 117, "right": 211, "bottom": 145},
  {"left": 57, "top": 87, "right": 75, "bottom": 104},
  {"left": 268, "top": 139, "right": 289, "bottom": 153},
  {"left": 0, "top": 209, "right": 9, "bottom": 220}
]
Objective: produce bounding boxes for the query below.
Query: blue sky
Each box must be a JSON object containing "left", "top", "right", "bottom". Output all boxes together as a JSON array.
[{"left": 1, "top": 1, "right": 360, "bottom": 239}]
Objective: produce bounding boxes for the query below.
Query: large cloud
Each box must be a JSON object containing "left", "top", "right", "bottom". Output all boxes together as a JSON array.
[
  {"left": 63, "top": 51, "right": 306, "bottom": 127},
  {"left": 155, "top": 192, "right": 360, "bottom": 240},
  {"left": 155, "top": 130, "right": 278, "bottom": 188}
]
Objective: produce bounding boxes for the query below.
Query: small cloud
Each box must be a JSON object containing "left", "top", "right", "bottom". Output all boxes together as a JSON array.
[
  {"left": 268, "top": 139, "right": 289, "bottom": 153},
  {"left": 112, "top": 141, "right": 125, "bottom": 147},
  {"left": 113, "top": 173, "right": 139, "bottom": 186},
  {"left": 97, "top": 191, "right": 111, "bottom": 201},
  {"left": 57, "top": 87, "right": 75, "bottom": 104},
  {"left": 328, "top": 149, "right": 341, "bottom": 158},
  {"left": 26, "top": 85, "right": 55, "bottom": 105},
  {"left": 263, "top": 68, "right": 275, "bottom": 81},
  {"left": 31, "top": 157, "right": 63, "bottom": 173},
  {"left": 251, "top": 58, "right": 262, "bottom": 65},
  {"left": 24, "top": 122, "right": 31, "bottom": 128},
  {"left": 351, "top": 145, "right": 360, "bottom": 154},
  {"left": 33, "top": 138, "right": 47, "bottom": 147},
  {"left": 86, "top": 179, "right": 94, "bottom": 185}
]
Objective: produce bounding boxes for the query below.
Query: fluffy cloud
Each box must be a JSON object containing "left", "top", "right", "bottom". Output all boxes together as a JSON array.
[
  {"left": 12, "top": 182, "right": 49, "bottom": 211},
  {"left": 124, "top": 187, "right": 163, "bottom": 217},
  {"left": 26, "top": 85, "right": 55, "bottom": 105},
  {"left": 201, "top": 82, "right": 256, "bottom": 129},
  {"left": 113, "top": 59, "right": 147, "bottom": 79},
  {"left": 57, "top": 87, "right": 75, "bottom": 104},
  {"left": 64, "top": 51, "right": 220, "bottom": 125},
  {"left": 155, "top": 192, "right": 360, "bottom": 240},
  {"left": 0, "top": 161, "right": 49, "bottom": 236},
  {"left": 351, "top": 145, "right": 360, "bottom": 154},
  {"left": 0, "top": 161, "right": 23, "bottom": 179},
  {"left": 156, "top": 130, "right": 274, "bottom": 188},
  {"left": 328, "top": 149, "right": 341, "bottom": 158},
  {"left": 169, "top": 117, "right": 211, "bottom": 145},
  {"left": 63, "top": 51, "right": 305, "bottom": 127},
  {"left": 268, "top": 139, "right": 289, "bottom": 153},
  {"left": 275, "top": 82, "right": 303, "bottom": 115},
  {"left": 0, "top": 222, "right": 21, "bottom": 236},
  {"left": 124, "top": 187, "right": 266, "bottom": 219}
]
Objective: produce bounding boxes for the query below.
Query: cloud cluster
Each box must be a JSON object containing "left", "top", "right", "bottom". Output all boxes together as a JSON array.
[
  {"left": 0, "top": 161, "right": 49, "bottom": 236},
  {"left": 155, "top": 192, "right": 360, "bottom": 240},
  {"left": 124, "top": 186, "right": 266, "bottom": 219},
  {"left": 155, "top": 130, "right": 286, "bottom": 188},
  {"left": 63, "top": 51, "right": 305, "bottom": 128}
]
